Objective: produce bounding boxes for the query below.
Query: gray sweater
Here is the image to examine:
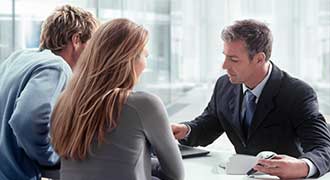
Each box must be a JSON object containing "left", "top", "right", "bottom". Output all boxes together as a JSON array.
[{"left": 60, "top": 92, "right": 184, "bottom": 180}]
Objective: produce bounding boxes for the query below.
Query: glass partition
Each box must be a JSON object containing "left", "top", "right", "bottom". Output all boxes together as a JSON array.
[{"left": 0, "top": 0, "right": 329, "bottom": 117}]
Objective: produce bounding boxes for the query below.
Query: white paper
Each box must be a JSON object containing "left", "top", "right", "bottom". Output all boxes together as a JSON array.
[{"left": 225, "top": 154, "right": 259, "bottom": 175}]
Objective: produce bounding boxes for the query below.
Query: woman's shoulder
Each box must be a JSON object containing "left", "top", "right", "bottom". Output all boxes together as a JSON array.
[
  {"left": 126, "top": 91, "right": 169, "bottom": 128},
  {"left": 129, "top": 91, "right": 162, "bottom": 104},
  {"left": 127, "top": 91, "right": 165, "bottom": 111}
]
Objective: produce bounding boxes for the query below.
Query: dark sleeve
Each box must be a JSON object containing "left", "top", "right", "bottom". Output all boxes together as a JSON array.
[
  {"left": 291, "top": 83, "right": 330, "bottom": 177},
  {"left": 139, "top": 93, "right": 184, "bottom": 180},
  {"left": 180, "top": 79, "right": 225, "bottom": 147}
]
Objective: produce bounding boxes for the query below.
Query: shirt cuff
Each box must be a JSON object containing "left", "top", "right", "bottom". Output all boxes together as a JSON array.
[
  {"left": 301, "top": 158, "right": 317, "bottom": 178},
  {"left": 184, "top": 124, "right": 191, "bottom": 138}
]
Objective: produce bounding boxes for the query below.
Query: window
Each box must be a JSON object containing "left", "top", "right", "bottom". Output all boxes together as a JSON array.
[{"left": 0, "top": 0, "right": 329, "bottom": 118}]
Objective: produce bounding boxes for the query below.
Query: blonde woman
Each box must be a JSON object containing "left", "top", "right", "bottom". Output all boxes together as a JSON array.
[{"left": 51, "top": 18, "right": 184, "bottom": 180}]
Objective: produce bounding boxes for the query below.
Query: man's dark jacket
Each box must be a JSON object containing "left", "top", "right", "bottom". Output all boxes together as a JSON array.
[{"left": 181, "top": 63, "right": 330, "bottom": 177}]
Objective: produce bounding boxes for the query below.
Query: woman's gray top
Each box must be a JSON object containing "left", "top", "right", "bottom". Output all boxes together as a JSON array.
[{"left": 60, "top": 92, "right": 184, "bottom": 180}]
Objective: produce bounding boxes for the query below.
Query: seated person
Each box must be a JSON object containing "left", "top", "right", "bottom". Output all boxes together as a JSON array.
[
  {"left": 51, "top": 18, "right": 184, "bottom": 180},
  {"left": 0, "top": 5, "right": 98, "bottom": 180},
  {"left": 171, "top": 19, "right": 330, "bottom": 179}
]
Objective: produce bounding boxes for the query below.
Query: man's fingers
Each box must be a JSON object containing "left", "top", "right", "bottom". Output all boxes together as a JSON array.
[
  {"left": 254, "top": 164, "right": 281, "bottom": 176},
  {"left": 258, "top": 154, "right": 289, "bottom": 167},
  {"left": 171, "top": 124, "right": 180, "bottom": 134},
  {"left": 171, "top": 127, "right": 184, "bottom": 139},
  {"left": 170, "top": 124, "right": 177, "bottom": 130},
  {"left": 170, "top": 123, "right": 188, "bottom": 140},
  {"left": 258, "top": 158, "right": 285, "bottom": 168},
  {"left": 271, "top": 154, "right": 286, "bottom": 159}
]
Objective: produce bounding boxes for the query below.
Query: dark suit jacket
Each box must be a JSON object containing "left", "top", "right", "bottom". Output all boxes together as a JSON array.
[{"left": 180, "top": 63, "right": 330, "bottom": 177}]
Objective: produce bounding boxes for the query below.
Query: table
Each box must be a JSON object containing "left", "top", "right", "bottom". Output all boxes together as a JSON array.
[
  {"left": 42, "top": 150, "right": 330, "bottom": 180},
  {"left": 183, "top": 150, "right": 330, "bottom": 180}
]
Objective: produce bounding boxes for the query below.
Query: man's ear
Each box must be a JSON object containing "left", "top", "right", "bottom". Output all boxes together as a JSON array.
[
  {"left": 254, "top": 52, "right": 266, "bottom": 64},
  {"left": 71, "top": 33, "right": 81, "bottom": 51}
]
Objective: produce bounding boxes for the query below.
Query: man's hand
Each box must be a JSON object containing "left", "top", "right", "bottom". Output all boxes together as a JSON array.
[
  {"left": 253, "top": 155, "right": 309, "bottom": 179},
  {"left": 171, "top": 123, "right": 189, "bottom": 140}
]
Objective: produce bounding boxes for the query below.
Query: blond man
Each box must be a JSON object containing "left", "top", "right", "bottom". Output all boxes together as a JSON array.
[{"left": 0, "top": 5, "right": 98, "bottom": 180}]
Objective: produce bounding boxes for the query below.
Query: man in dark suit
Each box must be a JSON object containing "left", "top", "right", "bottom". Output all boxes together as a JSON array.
[{"left": 171, "top": 19, "right": 330, "bottom": 179}]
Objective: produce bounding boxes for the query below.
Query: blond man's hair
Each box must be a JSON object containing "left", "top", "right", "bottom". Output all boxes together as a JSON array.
[{"left": 39, "top": 4, "right": 98, "bottom": 52}]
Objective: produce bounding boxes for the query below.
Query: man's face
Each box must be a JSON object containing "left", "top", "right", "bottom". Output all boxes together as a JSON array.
[{"left": 222, "top": 40, "right": 258, "bottom": 86}]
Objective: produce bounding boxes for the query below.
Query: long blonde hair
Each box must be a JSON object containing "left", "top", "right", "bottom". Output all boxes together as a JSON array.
[{"left": 51, "top": 18, "right": 148, "bottom": 160}]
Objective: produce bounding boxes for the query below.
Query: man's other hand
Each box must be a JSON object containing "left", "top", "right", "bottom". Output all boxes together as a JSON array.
[
  {"left": 253, "top": 155, "right": 309, "bottom": 179},
  {"left": 171, "top": 123, "right": 189, "bottom": 140}
]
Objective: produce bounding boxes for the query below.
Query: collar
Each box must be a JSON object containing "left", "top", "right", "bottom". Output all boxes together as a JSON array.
[{"left": 242, "top": 62, "right": 272, "bottom": 103}]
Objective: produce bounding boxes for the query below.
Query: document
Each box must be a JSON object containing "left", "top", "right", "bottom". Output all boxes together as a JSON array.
[
  {"left": 225, "top": 151, "right": 276, "bottom": 175},
  {"left": 225, "top": 154, "right": 259, "bottom": 175}
]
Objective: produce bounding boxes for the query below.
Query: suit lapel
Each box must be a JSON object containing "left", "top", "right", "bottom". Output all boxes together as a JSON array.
[
  {"left": 247, "top": 63, "right": 283, "bottom": 140},
  {"left": 228, "top": 84, "right": 246, "bottom": 142}
]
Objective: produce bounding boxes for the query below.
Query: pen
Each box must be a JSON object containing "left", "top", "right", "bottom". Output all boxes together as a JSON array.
[
  {"left": 247, "top": 168, "right": 258, "bottom": 176},
  {"left": 246, "top": 153, "right": 276, "bottom": 176}
]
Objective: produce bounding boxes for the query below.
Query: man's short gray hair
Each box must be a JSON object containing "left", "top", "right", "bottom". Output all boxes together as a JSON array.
[{"left": 221, "top": 19, "right": 273, "bottom": 61}]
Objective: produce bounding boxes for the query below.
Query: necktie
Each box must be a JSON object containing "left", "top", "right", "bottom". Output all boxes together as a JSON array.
[{"left": 242, "top": 90, "right": 256, "bottom": 137}]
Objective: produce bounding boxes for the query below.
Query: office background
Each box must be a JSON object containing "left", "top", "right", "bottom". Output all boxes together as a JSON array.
[{"left": 0, "top": 0, "right": 329, "bottom": 119}]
